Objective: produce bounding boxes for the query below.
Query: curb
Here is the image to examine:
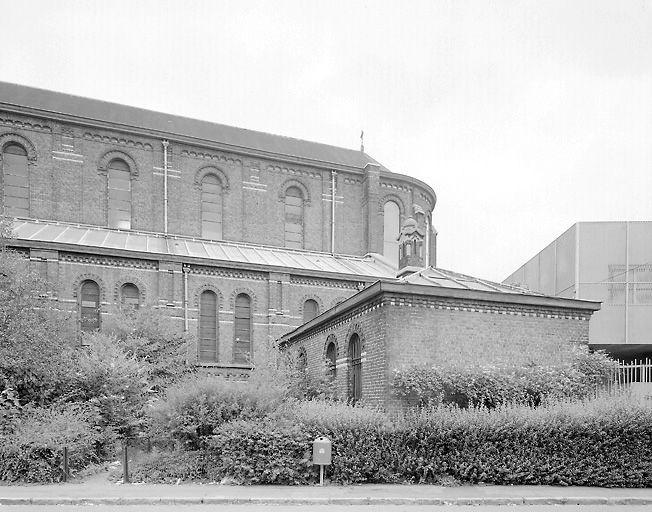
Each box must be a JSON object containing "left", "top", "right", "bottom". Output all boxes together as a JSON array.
[{"left": 2, "top": 496, "right": 652, "bottom": 506}]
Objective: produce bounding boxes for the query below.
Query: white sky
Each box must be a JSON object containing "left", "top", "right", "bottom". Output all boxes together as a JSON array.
[{"left": 1, "top": 0, "right": 651, "bottom": 282}]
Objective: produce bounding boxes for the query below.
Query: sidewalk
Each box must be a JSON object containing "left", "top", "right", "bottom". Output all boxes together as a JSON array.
[{"left": 2, "top": 481, "right": 652, "bottom": 506}]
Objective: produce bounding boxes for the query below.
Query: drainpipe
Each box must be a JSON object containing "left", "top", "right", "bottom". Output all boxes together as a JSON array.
[
  {"left": 162, "top": 140, "right": 169, "bottom": 234},
  {"left": 425, "top": 214, "right": 430, "bottom": 268},
  {"left": 183, "top": 266, "right": 189, "bottom": 332},
  {"left": 331, "top": 171, "right": 336, "bottom": 254},
  {"left": 625, "top": 221, "right": 629, "bottom": 344}
]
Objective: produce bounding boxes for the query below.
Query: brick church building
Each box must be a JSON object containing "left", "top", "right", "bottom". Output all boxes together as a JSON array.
[
  {"left": 1, "top": 82, "right": 601, "bottom": 403},
  {"left": 0, "top": 82, "right": 436, "bottom": 375}
]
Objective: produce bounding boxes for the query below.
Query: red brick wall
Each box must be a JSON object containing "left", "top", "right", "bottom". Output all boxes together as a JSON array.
[
  {"left": 283, "top": 291, "right": 593, "bottom": 410},
  {"left": 0, "top": 113, "right": 435, "bottom": 260},
  {"left": 26, "top": 247, "right": 365, "bottom": 370},
  {"left": 284, "top": 297, "right": 388, "bottom": 405}
]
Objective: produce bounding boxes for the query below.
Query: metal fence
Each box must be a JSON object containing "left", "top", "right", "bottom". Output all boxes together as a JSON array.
[{"left": 614, "top": 359, "right": 652, "bottom": 385}]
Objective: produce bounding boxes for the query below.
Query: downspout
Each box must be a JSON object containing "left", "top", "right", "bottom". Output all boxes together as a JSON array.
[
  {"left": 331, "top": 171, "right": 336, "bottom": 254},
  {"left": 425, "top": 214, "right": 430, "bottom": 267},
  {"left": 162, "top": 140, "right": 169, "bottom": 234},
  {"left": 625, "top": 221, "right": 629, "bottom": 344},
  {"left": 183, "top": 266, "right": 189, "bottom": 332}
]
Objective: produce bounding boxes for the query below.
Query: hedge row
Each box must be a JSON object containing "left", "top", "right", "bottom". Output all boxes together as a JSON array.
[{"left": 132, "top": 396, "right": 652, "bottom": 487}]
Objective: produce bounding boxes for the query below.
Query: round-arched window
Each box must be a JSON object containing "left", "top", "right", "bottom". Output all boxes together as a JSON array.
[
  {"left": 383, "top": 201, "right": 400, "bottom": 266},
  {"left": 121, "top": 283, "right": 140, "bottom": 310},
  {"left": 303, "top": 299, "right": 319, "bottom": 323}
]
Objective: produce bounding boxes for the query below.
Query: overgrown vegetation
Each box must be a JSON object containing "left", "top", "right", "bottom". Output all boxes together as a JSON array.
[
  {"left": 3, "top": 214, "right": 645, "bottom": 487},
  {"left": 0, "top": 216, "right": 194, "bottom": 481},
  {"left": 392, "top": 349, "right": 617, "bottom": 408},
  {"left": 131, "top": 394, "right": 652, "bottom": 487}
]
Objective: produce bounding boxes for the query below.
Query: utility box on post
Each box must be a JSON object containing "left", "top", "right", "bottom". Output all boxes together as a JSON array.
[
  {"left": 312, "top": 436, "right": 331, "bottom": 465},
  {"left": 312, "top": 436, "right": 331, "bottom": 485}
]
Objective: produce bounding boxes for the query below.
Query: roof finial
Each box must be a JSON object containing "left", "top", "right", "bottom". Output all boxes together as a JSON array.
[{"left": 360, "top": 129, "right": 364, "bottom": 152}]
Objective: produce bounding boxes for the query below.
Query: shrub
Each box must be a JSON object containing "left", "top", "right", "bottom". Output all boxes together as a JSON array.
[
  {"left": 195, "top": 394, "right": 651, "bottom": 487},
  {"left": 103, "top": 307, "right": 193, "bottom": 392},
  {"left": 289, "top": 400, "right": 401, "bottom": 483},
  {"left": 0, "top": 404, "right": 109, "bottom": 482},
  {"left": 207, "top": 419, "right": 314, "bottom": 484},
  {"left": 394, "top": 395, "right": 652, "bottom": 487},
  {"left": 393, "top": 349, "right": 617, "bottom": 408},
  {"left": 147, "top": 374, "right": 285, "bottom": 450},
  {"left": 129, "top": 449, "right": 217, "bottom": 483},
  {"left": 0, "top": 232, "right": 77, "bottom": 405},
  {"left": 68, "top": 333, "right": 150, "bottom": 438}
]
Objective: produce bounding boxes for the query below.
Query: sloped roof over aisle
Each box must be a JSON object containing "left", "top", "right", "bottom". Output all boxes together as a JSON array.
[{"left": 10, "top": 218, "right": 397, "bottom": 280}]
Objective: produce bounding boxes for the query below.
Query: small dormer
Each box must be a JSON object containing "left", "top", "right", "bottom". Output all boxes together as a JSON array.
[{"left": 397, "top": 217, "right": 425, "bottom": 278}]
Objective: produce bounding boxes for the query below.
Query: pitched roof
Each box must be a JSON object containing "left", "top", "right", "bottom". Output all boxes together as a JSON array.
[
  {"left": 0, "top": 81, "right": 375, "bottom": 169},
  {"left": 398, "top": 266, "right": 542, "bottom": 296},
  {"left": 10, "top": 218, "right": 397, "bottom": 280},
  {"left": 279, "top": 267, "right": 599, "bottom": 345}
]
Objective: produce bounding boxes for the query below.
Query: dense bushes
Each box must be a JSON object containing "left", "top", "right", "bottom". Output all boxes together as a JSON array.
[
  {"left": 392, "top": 349, "right": 616, "bottom": 408},
  {"left": 147, "top": 375, "right": 285, "bottom": 450},
  {"left": 0, "top": 405, "right": 108, "bottom": 482},
  {"left": 133, "top": 394, "right": 652, "bottom": 487},
  {"left": 102, "top": 308, "right": 192, "bottom": 392},
  {"left": 208, "top": 419, "right": 315, "bottom": 484},
  {"left": 68, "top": 333, "right": 151, "bottom": 438}
]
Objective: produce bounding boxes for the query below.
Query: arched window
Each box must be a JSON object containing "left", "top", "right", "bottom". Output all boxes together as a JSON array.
[
  {"left": 348, "top": 333, "right": 362, "bottom": 404},
  {"left": 284, "top": 186, "right": 304, "bottom": 249},
  {"left": 201, "top": 174, "right": 223, "bottom": 239},
  {"left": 326, "top": 341, "right": 337, "bottom": 380},
  {"left": 199, "top": 290, "right": 218, "bottom": 362},
  {"left": 302, "top": 299, "right": 319, "bottom": 323},
  {"left": 80, "top": 280, "right": 100, "bottom": 332},
  {"left": 120, "top": 283, "right": 140, "bottom": 310},
  {"left": 107, "top": 159, "right": 131, "bottom": 229},
  {"left": 2, "top": 143, "right": 29, "bottom": 217},
  {"left": 234, "top": 293, "right": 252, "bottom": 363},
  {"left": 297, "top": 347, "right": 307, "bottom": 374},
  {"left": 383, "top": 201, "right": 400, "bottom": 266}
]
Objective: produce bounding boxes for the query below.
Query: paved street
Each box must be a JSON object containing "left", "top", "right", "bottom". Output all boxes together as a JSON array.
[
  {"left": 2, "top": 506, "right": 652, "bottom": 511},
  {"left": 3, "top": 482, "right": 652, "bottom": 509}
]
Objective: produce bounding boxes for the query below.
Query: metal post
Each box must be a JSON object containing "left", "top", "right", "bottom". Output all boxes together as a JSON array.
[
  {"left": 63, "top": 446, "right": 69, "bottom": 482},
  {"left": 122, "top": 441, "right": 129, "bottom": 483},
  {"left": 319, "top": 464, "right": 324, "bottom": 486},
  {"left": 625, "top": 221, "right": 629, "bottom": 344}
]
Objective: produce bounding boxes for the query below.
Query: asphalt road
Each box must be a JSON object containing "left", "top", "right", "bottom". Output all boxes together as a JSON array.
[{"left": 2, "top": 506, "right": 652, "bottom": 511}]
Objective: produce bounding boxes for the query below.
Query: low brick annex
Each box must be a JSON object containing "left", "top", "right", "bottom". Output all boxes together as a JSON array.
[{"left": 278, "top": 271, "right": 601, "bottom": 410}]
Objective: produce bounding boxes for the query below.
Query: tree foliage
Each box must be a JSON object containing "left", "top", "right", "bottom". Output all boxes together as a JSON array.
[{"left": 0, "top": 217, "right": 76, "bottom": 404}]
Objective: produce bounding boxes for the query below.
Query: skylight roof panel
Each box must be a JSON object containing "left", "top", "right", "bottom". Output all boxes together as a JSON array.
[
  {"left": 221, "top": 244, "right": 244, "bottom": 261},
  {"left": 146, "top": 236, "right": 168, "bottom": 254},
  {"left": 12, "top": 221, "right": 45, "bottom": 239},
  {"left": 103, "top": 231, "right": 128, "bottom": 249},
  {"left": 54, "top": 226, "right": 87, "bottom": 244},
  {"left": 169, "top": 239, "right": 189, "bottom": 256},
  {"left": 203, "top": 243, "right": 230, "bottom": 261},
  {"left": 237, "top": 246, "right": 261, "bottom": 264},
  {"left": 185, "top": 240, "right": 209, "bottom": 258},
  {"left": 35, "top": 224, "right": 67, "bottom": 242},
  {"left": 125, "top": 233, "right": 148, "bottom": 252}
]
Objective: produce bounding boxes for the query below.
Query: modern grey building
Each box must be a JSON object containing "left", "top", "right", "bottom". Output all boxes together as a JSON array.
[{"left": 504, "top": 221, "right": 652, "bottom": 359}]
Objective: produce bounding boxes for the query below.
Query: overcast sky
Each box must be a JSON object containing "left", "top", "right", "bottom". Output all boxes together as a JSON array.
[{"left": 1, "top": 0, "right": 651, "bottom": 282}]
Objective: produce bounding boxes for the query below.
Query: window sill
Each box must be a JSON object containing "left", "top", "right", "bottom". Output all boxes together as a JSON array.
[{"left": 196, "top": 362, "right": 254, "bottom": 370}]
